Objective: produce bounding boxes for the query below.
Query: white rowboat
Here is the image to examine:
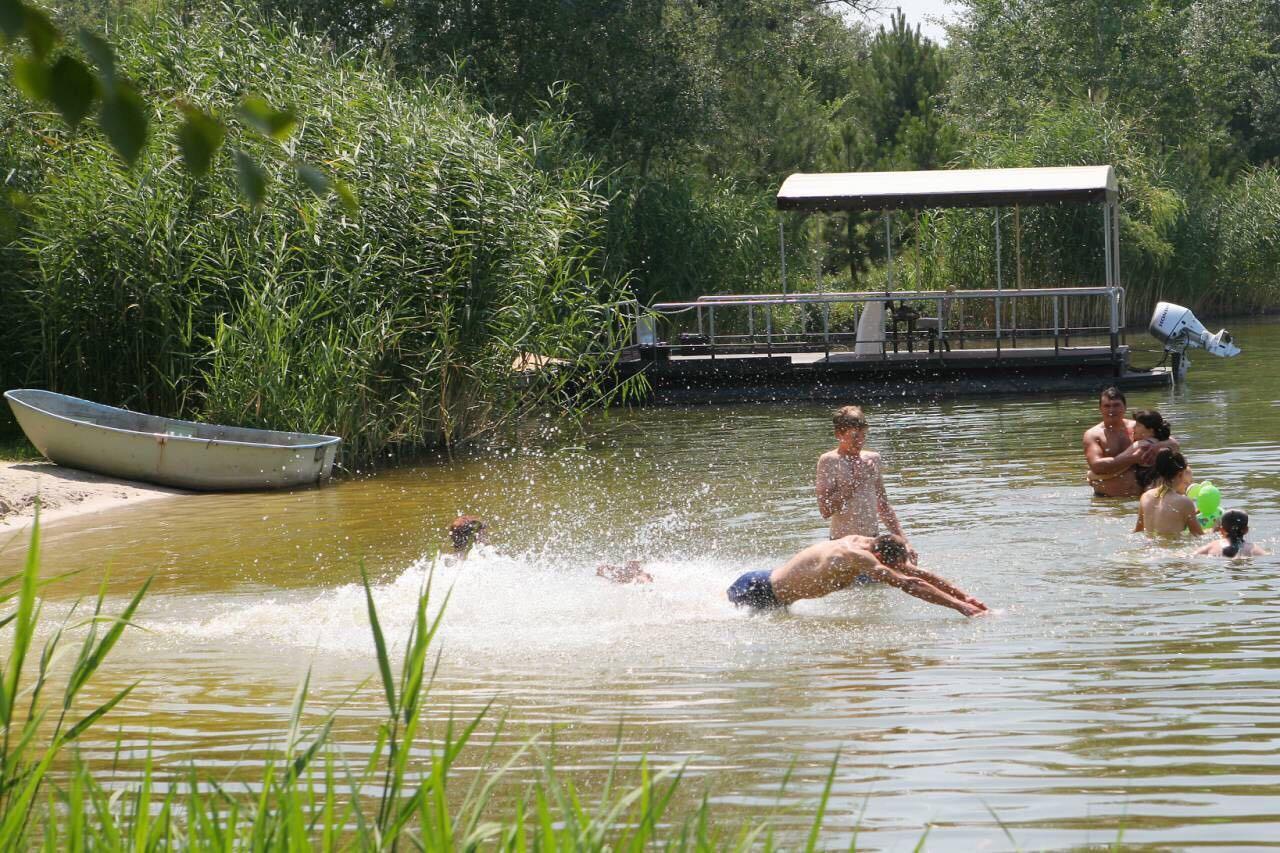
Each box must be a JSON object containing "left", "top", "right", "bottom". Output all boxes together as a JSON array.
[{"left": 4, "top": 389, "right": 341, "bottom": 491}]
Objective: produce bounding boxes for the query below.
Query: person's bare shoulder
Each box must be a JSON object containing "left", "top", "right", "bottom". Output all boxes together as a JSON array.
[{"left": 818, "top": 449, "right": 841, "bottom": 464}]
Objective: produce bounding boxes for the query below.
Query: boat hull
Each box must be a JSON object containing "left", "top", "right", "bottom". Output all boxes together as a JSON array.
[{"left": 4, "top": 389, "right": 341, "bottom": 491}]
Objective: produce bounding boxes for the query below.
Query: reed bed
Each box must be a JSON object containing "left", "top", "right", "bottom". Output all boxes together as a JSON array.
[
  {"left": 0, "top": 512, "right": 883, "bottom": 850},
  {"left": 1, "top": 6, "right": 634, "bottom": 467}
]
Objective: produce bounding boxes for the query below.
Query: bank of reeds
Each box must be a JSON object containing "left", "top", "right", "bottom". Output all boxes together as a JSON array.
[
  {"left": 1, "top": 6, "right": 634, "bottom": 465},
  {"left": 1, "top": 513, "right": 866, "bottom": 849}
]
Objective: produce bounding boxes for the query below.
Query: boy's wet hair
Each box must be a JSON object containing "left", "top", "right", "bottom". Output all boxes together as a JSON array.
[
  {"left": 448, "top": 515, "right": 486, "bottom": 551},
  {"left": 871, "top": 533, "right": 909, "bottom": 567},
  {"left": 1220, "top": 510, "right": 1249, "bottom": 557},
  {"left": 1100, "top": 386, "right": 1126, "bottom": 405},
  {"left": 833, "top": 405, "right": 868, "bottom": 431},
  {"left": 1131, "top": 409, "right": 1171, "bottom": 440}
]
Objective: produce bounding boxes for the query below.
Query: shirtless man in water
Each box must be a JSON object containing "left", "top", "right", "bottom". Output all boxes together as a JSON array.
[
  {"left": 1083, "top": 387, "right": 1178, "bottom": 497},
  {"left": 726, "top": 533, "right": 987, "bottom": 617},
  {"left": 816, "top": 406, "right": 916, "bottom": 558}
]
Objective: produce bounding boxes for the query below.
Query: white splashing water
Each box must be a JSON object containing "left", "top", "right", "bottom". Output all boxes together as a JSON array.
[{"left": 148, "top": 544, "right": 779, "bottom": 669}]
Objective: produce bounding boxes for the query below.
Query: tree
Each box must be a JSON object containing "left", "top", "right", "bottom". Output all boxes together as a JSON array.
[
  {"left": 829, "top": 10, "right": 958, "bottom": 281},
  {"left": 946, "top": 0, "right": 1277, "bottom": 172}
]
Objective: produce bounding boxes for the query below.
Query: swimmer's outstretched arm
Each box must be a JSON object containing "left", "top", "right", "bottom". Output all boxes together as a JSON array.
[
  {"left": 1134, "top": 503, "right": 1145, "bottom": 533},
  {"left": 868, "top": 565, "right": 985, "bottom": 617},
  {"left": 899, "top": 564, "right": 987, "bottom": 611}
]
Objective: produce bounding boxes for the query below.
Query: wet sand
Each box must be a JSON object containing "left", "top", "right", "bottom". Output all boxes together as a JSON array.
[{"left": 0, "top": 461, "right": 185, "bottom": 533}]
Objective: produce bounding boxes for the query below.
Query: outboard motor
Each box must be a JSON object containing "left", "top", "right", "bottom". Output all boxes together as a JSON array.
[{"left": 1148, "top": 301, "right": 1240, "bottom": 380}]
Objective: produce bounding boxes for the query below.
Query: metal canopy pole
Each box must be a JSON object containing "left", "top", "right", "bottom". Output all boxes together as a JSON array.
[
  {"left": 1111, "top": 201, "right": 1124, "bottom": 342},
  {"left": 1014, "top": 205, "right": 1023, "bottom": 289},
  {"left": 914, "top": 210, "right": 922, "bottom": 290},
  {"left": 779, "top": 218, "right": 787, "bottom": 296},
  {"left": 1103, "top": 203, "right": 1118, "bottom": 362},
  {"left": 819, "top": 218, "right": 829, "bottom": 350},
  {"left": 883, "top": 211, "right": 894, "bottom": 356},
  {"left": 994, "top": 207, "right": 1003, "bottom": 350},
  {"left": 884, "top": 212, "right": 894, "bottom": 293}
]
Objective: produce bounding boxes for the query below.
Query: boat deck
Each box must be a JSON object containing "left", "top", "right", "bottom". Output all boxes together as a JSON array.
[{"left": 617, "top": 343, "right": 1171, "bottom": 404}]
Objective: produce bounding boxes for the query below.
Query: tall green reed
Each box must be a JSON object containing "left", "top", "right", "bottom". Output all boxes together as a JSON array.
[{"left": 3, "top": 4, "right": 636, "bottom": 467}]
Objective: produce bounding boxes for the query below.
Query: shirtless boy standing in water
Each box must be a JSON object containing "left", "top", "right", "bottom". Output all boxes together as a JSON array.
[
  {"left": 1083, "top": 387, "right": 1178, "bottom": 497},
  {"left": 816, "top": 406, "right": 916, "bottom": 558},
  {"left": 726, "top": 533, "right": 987, "bottom": 616}
]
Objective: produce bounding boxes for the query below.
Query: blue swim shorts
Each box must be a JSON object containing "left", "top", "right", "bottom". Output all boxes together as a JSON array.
[{"left": 727, "top": 570, "right": 782, "bottom": 610}]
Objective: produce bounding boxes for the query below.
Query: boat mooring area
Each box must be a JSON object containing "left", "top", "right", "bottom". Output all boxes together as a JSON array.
[{"left": 618, "top": 286, "right": 1171, "bottom": 403}]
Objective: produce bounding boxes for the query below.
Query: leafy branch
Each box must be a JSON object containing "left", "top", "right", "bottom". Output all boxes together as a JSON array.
[{"left": 0, "top": 0, "right": 354, "bottom": 210}]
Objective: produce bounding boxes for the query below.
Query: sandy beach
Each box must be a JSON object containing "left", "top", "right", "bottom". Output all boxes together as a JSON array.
[{"left": 0, "top": 461, "right": 185, "bottom": 534}]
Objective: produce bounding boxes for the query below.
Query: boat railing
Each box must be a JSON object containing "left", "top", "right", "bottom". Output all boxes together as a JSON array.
[{"left": 637, "top": 286, "right": 1125, "bottom": 360}]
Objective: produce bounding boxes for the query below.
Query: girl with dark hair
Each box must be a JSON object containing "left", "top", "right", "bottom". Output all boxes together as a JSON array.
[
  {"left": 1130, "top": 410, "right": 1171, "bottom": 492},
  {"left": 1135, "top": 449, "right": 1205, "bottom": 537},
  {"left": 1196, "top": 510, "right": 1271, "bottom": 557}
]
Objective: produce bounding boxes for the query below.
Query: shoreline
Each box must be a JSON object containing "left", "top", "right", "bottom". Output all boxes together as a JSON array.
[{"left": 0, "top": 461, "right": 186, "bottom": 535}]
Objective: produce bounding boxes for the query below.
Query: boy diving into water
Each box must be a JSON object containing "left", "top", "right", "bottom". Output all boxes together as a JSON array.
[{"left": 727, "top": 534, "right": 987, "bottom": 617}]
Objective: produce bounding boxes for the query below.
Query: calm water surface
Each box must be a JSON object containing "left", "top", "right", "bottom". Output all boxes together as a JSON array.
[{"left": 5, "top": 319, "right": 1280, "bottom": 849}]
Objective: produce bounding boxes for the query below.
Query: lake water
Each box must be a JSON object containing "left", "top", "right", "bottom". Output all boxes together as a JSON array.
[{"left": 6, "top": 318, "right": 1280, "bottom": 849}]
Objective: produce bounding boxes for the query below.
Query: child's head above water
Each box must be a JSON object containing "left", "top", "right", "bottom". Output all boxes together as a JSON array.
[
  {"left": 1131, "top": 409, "right": 1170, "bottom": 441},
  {"left": 833, "top": 405, "right": 868, "bottom": 434},
  {"left": 448, "top": 515, "right": 486, "bottom": 555},
  {"left": 1153, "top": 448, "right": 1191, "bottom": 493},
  {"left": 1218, "top": 509, "right": 1249, "bottom": 557}
]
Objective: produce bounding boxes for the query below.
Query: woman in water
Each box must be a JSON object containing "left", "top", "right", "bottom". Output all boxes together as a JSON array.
[
  {"left": 1134, "top": 449, "right": 1205, "bottom": 537},
  {"left": 1196, "top": 510, "right": 1270, "bottom": 557},
  {"left": 1129, "top": 409, "right": 1171, "bottom": 493}
]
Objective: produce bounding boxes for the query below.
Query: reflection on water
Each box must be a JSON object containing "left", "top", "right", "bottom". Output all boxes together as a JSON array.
[{"left": 6, "top": 318, "right": 1280, "bottom": 848}]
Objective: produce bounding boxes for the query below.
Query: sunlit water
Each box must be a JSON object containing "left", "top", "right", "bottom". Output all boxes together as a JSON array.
[{"left": 5, "top": 318, "right": 1280, "bottom": 849}]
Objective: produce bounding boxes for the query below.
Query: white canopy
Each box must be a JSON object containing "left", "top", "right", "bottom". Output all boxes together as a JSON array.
[{"left": 776, "top": 166, "right": 1117, "bottom": 211}]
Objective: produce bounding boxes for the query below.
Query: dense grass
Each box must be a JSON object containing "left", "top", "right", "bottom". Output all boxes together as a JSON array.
[
  {"left": 0, "top": 512, "right": 880, "bottom": 849},
  {"left": 1, "top": 7, "right": 635, "bottom": 467}
]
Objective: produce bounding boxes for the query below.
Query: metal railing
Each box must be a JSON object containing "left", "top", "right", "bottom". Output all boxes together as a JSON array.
[{"left": 638, "top": 286, "right": 1126, "bottom": 360}]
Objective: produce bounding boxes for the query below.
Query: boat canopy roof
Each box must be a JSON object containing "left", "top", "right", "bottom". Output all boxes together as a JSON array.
[{"left": 776, "top": 165, "right": 1117, "bottom": 212}]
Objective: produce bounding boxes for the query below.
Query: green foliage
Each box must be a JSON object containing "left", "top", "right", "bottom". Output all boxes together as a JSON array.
[
  {"left": 843, "top": 11, "right": 955, "bottom": 172},
  {"left": 947, "top": 0, "right": 1278, "bottom": 170},
  {"left": 606, "top": 175, "right": 780, "bottom": 303},
  {"left": 1209, "top": 167, "right": 1280, "bottom": 314},
  {"left": 827, "top": 12, "right": 958, "bottom": 282},
  {"left": 2, "top": 0, "right": 350, "bottom": 214},
  {"left": 955, "top": 99, "right": 1184, "bottom": 305},
  {"left": 2, "top": 6, "right": 633, "bottom": 464},
  {"left": 257, "top": 0, "right": 878, "bottom": 299}
]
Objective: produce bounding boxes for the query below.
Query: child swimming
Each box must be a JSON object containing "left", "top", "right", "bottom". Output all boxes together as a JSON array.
[
  {"left": 1134, "top": 449, "right": 1205, "bottom": 537},
  {"left": 447, "top": 515, "right": 487, "bottom": 561},
  {"left": 1195, "top": 510, "right": 1271, "bottom": 557}
]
